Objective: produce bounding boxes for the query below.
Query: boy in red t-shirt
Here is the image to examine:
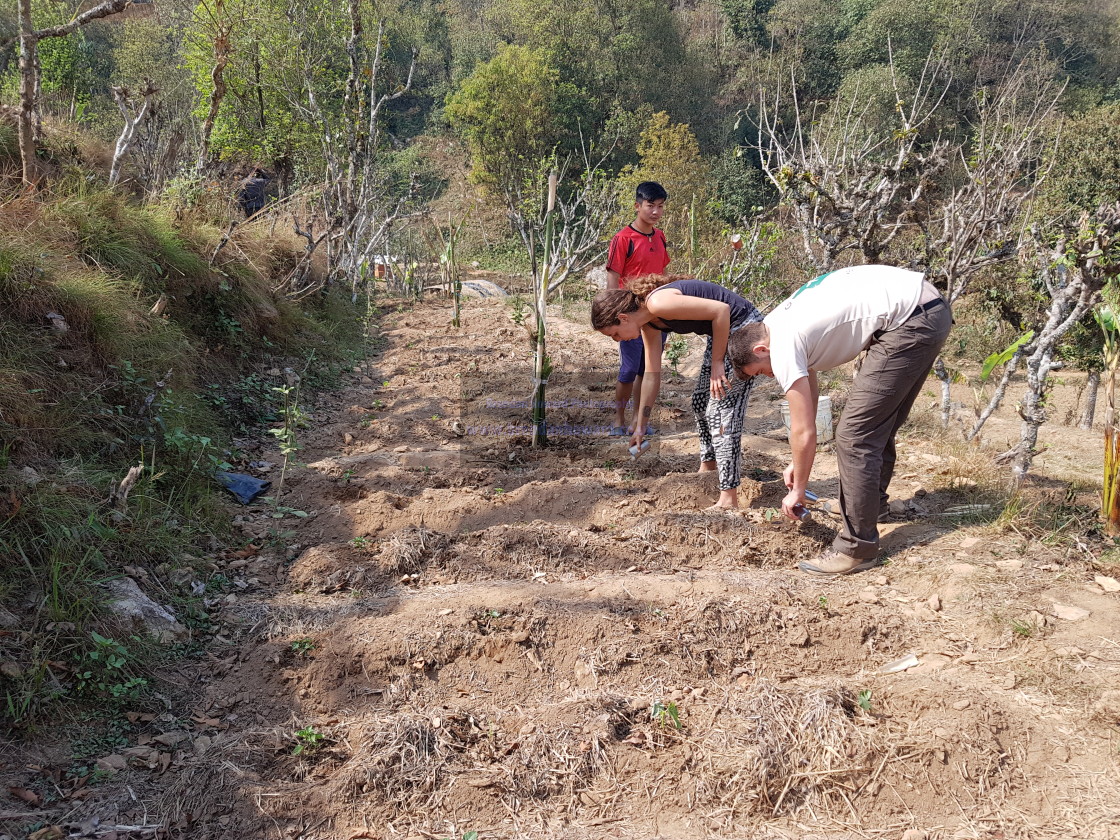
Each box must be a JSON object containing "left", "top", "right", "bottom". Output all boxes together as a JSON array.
[{"left": 605, "top": 181, "right": 670, "bottom": 435}]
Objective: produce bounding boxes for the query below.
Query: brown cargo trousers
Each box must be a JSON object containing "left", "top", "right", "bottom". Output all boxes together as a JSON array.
[{"left": 832, "top": 297, "right": 953, "bottom": 560}]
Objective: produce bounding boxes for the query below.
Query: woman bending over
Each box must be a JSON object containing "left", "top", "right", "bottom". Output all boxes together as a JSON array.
[{"left": 592, "top": 274, "right": 762, "bottom": 510}]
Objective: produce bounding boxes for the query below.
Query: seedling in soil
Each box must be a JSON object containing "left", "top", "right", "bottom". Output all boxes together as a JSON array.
[
  {"left": 651, "top": 701, "right": 682, "bottom": 730},
  {"left": 493, "top": 487, "right": 505, "bottom": 495},
  {"left": 431, "top": 414, "right": 441, "bottom": 420},
  {"left": 382, "top": 380, "right": 390, "bottom": 387},
  {"left": 342, "top": 469, "right": 355, "bottom": 484},
  {"left": 763, "top": 507, "right": 780, "bottom": 522},
  {"left": 440, "top": 833, "right": 479, "bottom": 840},
  {"left": 665, "top": 334, "right": 689, "bottom": 376},
  {"left": 857, "top": 690, "right": 873, "bottom": 712},
  {"left": 292, "top": 726, "right": 325, "bottom": 755},
  {"left": 290, "top": 638, "right": 315, "bottom": 656},
  {"left": 265, "top": 528, "right": 296, "bottom": 548},
  {"left": 371, "top": 399, "right": 385, "bottom": 410},
  {"left": 350, "top": 536, "right": 371, "bottom": 549},
  {"left": 817, "top": 595, "right": 829, "bottom": 611},
  {"left": 481, "top": 609, "right": 502, "bottom": 619},
  {"left": 1010, "top": 618, "right": 1035, "bottom": 638},
  {"left": 269, "top": 505, "right": 308, "bottom": 520}
]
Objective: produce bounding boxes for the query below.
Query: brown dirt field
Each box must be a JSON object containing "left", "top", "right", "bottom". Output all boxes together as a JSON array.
[{"left": 5, "top": 295, "right": 1120, "bottom": 840}]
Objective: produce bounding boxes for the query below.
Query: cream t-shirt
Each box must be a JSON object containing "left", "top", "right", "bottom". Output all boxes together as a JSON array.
[{"left": 764, "top": 265, "right": 925, "bottom": 393}]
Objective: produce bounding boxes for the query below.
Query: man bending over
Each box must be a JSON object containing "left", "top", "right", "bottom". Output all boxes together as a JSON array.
[{"left": 730, "top": 265, "right": 952, "bottom": 575}]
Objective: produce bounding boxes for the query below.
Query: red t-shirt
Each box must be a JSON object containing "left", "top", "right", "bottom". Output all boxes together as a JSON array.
[{"left": 606, "top": 225, "right": 670, "bottom": 288}]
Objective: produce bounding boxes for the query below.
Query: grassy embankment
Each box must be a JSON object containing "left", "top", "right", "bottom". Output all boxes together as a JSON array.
[{"left": 0, "top": 123, "right": 369, "bottom": 730}]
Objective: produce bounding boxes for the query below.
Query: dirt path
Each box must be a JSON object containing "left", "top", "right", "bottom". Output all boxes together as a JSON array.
[{"left": 27, "top": 297, "right": 1120, "bottom": 840}]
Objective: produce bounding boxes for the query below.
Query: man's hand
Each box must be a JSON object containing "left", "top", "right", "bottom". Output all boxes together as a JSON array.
[{"left": 781, "top": 488, "right": 805, "bottom": 520}]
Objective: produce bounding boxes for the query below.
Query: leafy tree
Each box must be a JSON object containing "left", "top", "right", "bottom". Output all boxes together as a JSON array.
[
  {"left": 837, "top": 0, "right": 955, "bottom": 82},
  {"left": 12, "top": 0, "right": 134, "bottom": 184},
  {"left": 719, "top": 0, "right": 777, "bottom": 46},
  {"left": 445, "top": 44, "right": 578, "bottom": 190},
  {"left": 765, "top": 0, "right": 851, "bottom": 98},
  {"left": 709, "top": 147, "right": 775, "bottom": 224},
  {"left": 1042, "top": 104, "right": 1120, "bottom": 221},
  {"left": 483, "top": 0, "right": 702, "bottom": 137}
]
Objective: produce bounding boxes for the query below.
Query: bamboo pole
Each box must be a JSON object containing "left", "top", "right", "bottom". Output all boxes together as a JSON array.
[{"left": 532, "top": 171, "right": 558, "bottom": 448}]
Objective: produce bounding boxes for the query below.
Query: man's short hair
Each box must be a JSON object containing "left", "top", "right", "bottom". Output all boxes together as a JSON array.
[
  {"left": 729, "top": 322, "right": 769, "bottom": 370},
  {"left": 636, "top": 181, "right": 668, "bottom": 203}
]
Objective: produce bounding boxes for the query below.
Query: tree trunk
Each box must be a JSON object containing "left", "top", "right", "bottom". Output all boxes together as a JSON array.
[
  {"left": 17, "top": 0, "right": 39, "bottom": 187},
  {"left": 967, "top": 345, "right": 1027, "bottom": 441},
  {"left": 1011, "top": 345, "right": 1055, "bottom": 484},
  {"left": 197, "top": 29, "right": 230, "bottom": 173},
  {"left": 1079, "top": 369, "right": 1100, "bottom": 430},
  {"left": 1009, "top": 270, "right": 1099, "bottom": 484},
  {"left": 109, "top": 84, "right": 156, "bottom": 186},
  {"left": 933, "top": 356, "right": 952, "bottom": 428}
]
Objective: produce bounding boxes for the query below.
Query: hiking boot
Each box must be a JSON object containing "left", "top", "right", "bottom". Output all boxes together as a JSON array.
[{"left": 798, "top": 550, "right": 881, "bottom": 576}]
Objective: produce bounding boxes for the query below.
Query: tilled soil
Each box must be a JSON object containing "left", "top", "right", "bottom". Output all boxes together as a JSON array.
[{"left": 8, "top": 296, "right": 1120, "bottom": 840}]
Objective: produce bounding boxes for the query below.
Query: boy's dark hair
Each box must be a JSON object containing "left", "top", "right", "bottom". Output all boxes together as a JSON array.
[{"left": 635, "top": 181, "right": 668, "bottom": 203}]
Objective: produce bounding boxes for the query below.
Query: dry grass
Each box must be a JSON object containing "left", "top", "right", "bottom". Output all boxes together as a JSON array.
[
  {"left": 695, "top": 679, "right": 874, "bottom": 820},
  {"left": 377, "top": 525, "right": 449, "bottom": 575},
  {"left": 335, "top": 710, "right": 492, "bottom": 811}
]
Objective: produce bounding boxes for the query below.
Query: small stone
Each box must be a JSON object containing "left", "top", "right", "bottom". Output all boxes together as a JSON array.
[
  {"left": 933, "top": 727, "right": 951, "bottom": 739},
  {"left": 1051, "top": 603, "right": 1090, "bottom": 622},
  {"left": 1003, "top": 673, "right": 1017, "bottom": 689},
  {"left": 194, "top": 735, "right": 212, "bottom": 755},
  {"left": 0, "top": 661, "right": 23, "bottom": 679},
  {"left": 1091, "top": 690, "right": 1120, "bottom": 724},
  {"left": 902, "top": 830, "right": 928, "bottom": 840},
  {"left": 927, "top": 593, "right": 942, "bottom": 612},
  {"left": 952, "top": 699, "right": 971, "bottom": 710},
  {"left": 344, "top": 433, "right": 354, "bottom": 445},
  {"left": 1094, "top": 575, "right": 1120, "bottom": 593},
  {"left": 858, "top": 588, "right": 879, "bottom": 604},
  {"left": 960, "top": 537, "right": 980, "bottom": 549},
  {"left": 873, "top": 575, "right": 889, "bottom": 586},
  {"left": 912, "top": 486, "right": 928, "bottom": 498},
  {"left": 996, "top": 560, "right": 1024, "bottom": 571},
  {"left": 786, "top": 626, "right": 810, "bottom": 647},
  {"left": 394, "top": 445, "right": 408, "bottom": 453},
  {"left": 889, "top": 499, "right": 908, "bottom": 514}
]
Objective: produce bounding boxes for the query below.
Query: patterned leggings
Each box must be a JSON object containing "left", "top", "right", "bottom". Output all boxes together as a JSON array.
[{"left": 692, "top": 330, "right": 756, "bottom": 491}]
